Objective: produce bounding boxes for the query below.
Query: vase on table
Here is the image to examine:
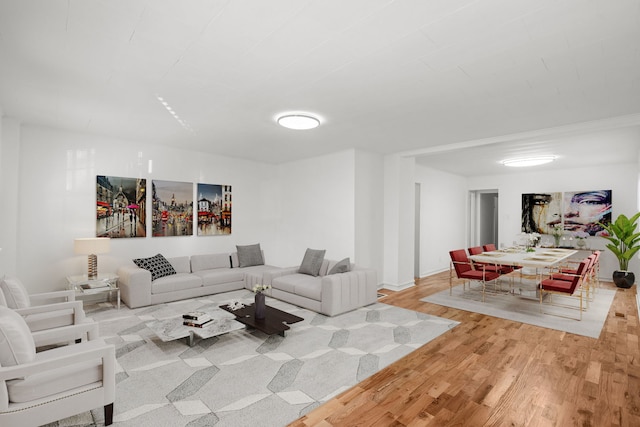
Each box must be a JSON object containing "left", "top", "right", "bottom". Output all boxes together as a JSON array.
[
  {"left": 254, "top": 292, "right": 266, "bottom": 320},
  {"left": 576, "top": 238, "right": 586, "bottom": 249},
  {"left": 553, "top": 235, "right": 561, "bottom": 247}
]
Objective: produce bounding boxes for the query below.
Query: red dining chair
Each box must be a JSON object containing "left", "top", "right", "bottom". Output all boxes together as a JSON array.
[
  {"left": 449, "top": 249, "right": 501, "bottom": 302},
  {"left": 482, "top": 244, "right": 497, "bottom": 252},
  {"left": 539, "top": 259, "right": 589, "bottom": 320},
  {"left": 552, "top": 254, "right": 597, "bottom": 305}
]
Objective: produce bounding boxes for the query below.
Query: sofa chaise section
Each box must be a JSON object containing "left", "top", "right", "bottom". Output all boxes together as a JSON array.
[{"left": 270, "top": 260, "right": 378, "bottom": 316}]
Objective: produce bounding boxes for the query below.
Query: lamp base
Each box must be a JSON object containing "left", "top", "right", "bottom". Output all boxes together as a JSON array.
[{"left": 88, "top": 254, "right": 98, "bottom": 279}]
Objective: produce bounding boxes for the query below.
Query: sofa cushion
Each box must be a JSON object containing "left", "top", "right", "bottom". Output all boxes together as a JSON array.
[
  {"left": 191, "top": 253, "right": 231, "bottom": 272},
  {"left": 151, "top": 273, "right": 202, "bottom": 295},
  {"left": 328, "top": 258, "right": 351, "bottom": 275},
  {"left": 0, "top": 286, "right": 6, "bottom": 307},
  {"left": 194, "top": 269, "right": 245, "bottom": 286},
  {"left": 0, "top": 306, "right": 36, "bottom": 366},
  {"left": 272, "top": 274, "right": 322, "bottom": 301},
  {"left": 1, "top": 276, "right": 31, "bottom": 309},
  {"left": 236, "top": 244, "right": 265, "bottom": 267},
  {"left": 133, "top": 254, "right": 176, "bottom": 281},
  {"left": 8, "top": 356, "right": 102, "bottom": 402},
  {"left": 299, "top": 248, "right": 326, "bottom": 277},
  {"left": 168, "top": 256, "right": 191, "bottom": 274}
]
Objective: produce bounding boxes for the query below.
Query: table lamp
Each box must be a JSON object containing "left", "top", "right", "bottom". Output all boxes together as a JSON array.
[{"left": 74, "top": 237, "right": 110, "bottom": 279}]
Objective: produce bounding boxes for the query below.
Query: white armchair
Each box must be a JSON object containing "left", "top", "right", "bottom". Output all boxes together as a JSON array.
[
  {"left": 1, "top": 275, "right": 87, "bottom": 332},
  {"left": 0, "top": 307, "right": 115, "bottom": 426}
]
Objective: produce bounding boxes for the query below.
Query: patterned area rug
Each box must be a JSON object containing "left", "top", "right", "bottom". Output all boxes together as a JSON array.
[
  {"left": 422, "top": 284, "right": 615, "bottom": 338},
  {"left": 52, "top": 290, "right": 458, "bottom": 427}
]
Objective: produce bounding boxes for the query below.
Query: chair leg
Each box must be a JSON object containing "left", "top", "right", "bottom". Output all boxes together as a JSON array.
[{"left": 105, "top": 403, "right": 114, "bottom": 426}]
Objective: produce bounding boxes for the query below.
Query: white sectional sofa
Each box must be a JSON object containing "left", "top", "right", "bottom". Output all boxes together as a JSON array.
[{"left": 117, "top": 250, "right": 379, "bottom": 316}]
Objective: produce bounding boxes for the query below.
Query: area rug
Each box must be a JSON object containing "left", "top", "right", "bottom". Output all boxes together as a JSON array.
[
  {"left": 421, "top": 284, "right": 615, "bottom": 339},
  {"left": 55, "top": 290, "right": 458, "bottom": 427}
]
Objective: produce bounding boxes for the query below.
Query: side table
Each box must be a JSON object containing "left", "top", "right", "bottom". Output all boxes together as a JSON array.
[{"left": 66, "top": 273, "right": 120, "bottom": 309}]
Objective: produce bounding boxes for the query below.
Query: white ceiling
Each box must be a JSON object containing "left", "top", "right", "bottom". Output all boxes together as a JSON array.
[{"left": 1, "top": 0, "right": 639, "bottom": 171}]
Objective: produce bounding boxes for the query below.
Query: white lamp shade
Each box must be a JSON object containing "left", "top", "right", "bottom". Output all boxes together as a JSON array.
[{"left": 74, "top": 238, "right": 110, "bottom": 255}]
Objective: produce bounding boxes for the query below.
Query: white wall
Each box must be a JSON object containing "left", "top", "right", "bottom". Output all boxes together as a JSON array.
[
  {"left": 354, "top": 149, "right": 384, "bottom": 280},
  {"left": 0, "top": 117, "right": 20, "bottom": 277},
  {"left": 13, "top": 125, "right": 279, "bottom": 293},
  {"left": 273, "top": 149, "right": 356, "bottom": 267},
  {"left": 415, "top": 165, "right": 468, "bottom": 277}
]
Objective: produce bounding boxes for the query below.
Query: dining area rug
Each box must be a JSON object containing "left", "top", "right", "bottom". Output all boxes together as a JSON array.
[{"left": 421, "top": 283, "right": 616, "bottom": 339}]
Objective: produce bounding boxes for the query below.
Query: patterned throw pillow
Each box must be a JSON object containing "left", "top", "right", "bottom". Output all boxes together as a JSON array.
[{"left": 133, "top": 254, "right": 176, "bottom": 281}]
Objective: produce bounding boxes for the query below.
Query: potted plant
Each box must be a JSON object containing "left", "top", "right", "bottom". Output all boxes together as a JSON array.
[{"left": 598, "top": 212, "right": 640, "bottom": 288}]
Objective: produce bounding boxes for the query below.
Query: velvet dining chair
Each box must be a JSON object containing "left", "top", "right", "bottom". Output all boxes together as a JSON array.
[{"left": 449, "top": 249, "right": 501, "bottom": 302}]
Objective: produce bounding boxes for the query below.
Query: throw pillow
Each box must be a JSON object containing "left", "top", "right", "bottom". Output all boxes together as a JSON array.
[
  {"left": 236, "top": 244, "right": 265, "bottom": 268},
  {"left": 328, "top": 257, "right": 351, "bottom": 275},
  {"left": 0, "top": 306, "right": 36, "bottom": 366},
  {"left": 299, "top": 248, "right": 326, "bottom": 277},
  {"left": 133, "top": 254, "right": 176, "bottom": 281},
  {"left": 0, "top": 276, "right": 31, "bottom": 309}
]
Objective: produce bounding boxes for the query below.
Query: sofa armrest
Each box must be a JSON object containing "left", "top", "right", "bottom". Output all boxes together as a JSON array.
[
  {"left": 320, "top": 269, "right": 378, "bottom": 316},
  {"left": 117, "top": 265, "right": 152, "bottom": 308},
  {"left": 263, "top": 266, "right": 299, "bottom": 285},
  {"left": 32, "top": 320, "right": 99, "bottom": 348},
  {"left": 15, "top": 300, "right": 86, "bottom": 325},
  {"left": 30, "top": 289, "right": 76, "bottom": 304}
]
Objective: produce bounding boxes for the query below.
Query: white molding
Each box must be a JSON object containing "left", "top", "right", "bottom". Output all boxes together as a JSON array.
[
  {"left": 398, "top": 113, "right": 640, "bottom": 158},
  {"left": 380, "top": 281, "right": 415, "bottom": 292}
]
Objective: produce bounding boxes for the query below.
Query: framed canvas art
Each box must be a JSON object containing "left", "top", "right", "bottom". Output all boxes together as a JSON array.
[
  {"left": 563, "top": 190, "right": 612, "bottom": 236},
  {"left": 521, "top": 192, "right": 562, "bottom": 234},
  {"left": 96, "top": 175, "right": 146, "bottom": 238},
  {"left": 197, "top": 183, "right": 232, "bottom": 235},
  {"left": 152, "top": 180, "right": 194, "bottom": 237}
]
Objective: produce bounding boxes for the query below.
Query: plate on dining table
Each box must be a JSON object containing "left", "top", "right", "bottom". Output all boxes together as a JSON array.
[
  {"left": 524, "top": 256, "right": 557, "bottom": 262},
  {"left": 480, "top": 252, "right": 505, "bottom": 257}
]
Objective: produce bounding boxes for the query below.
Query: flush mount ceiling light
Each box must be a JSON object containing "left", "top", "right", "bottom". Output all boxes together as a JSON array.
[
  {"left": 277, "top": 114, "right": 320, "bottom": 130},
  {"left": 501, "top": 155, "right": 556, "bottom": 167}
]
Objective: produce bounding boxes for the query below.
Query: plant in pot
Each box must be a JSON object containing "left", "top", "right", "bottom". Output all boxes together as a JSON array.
[{"left": 598, "top": 212, "right": 640, "bottom": 288}]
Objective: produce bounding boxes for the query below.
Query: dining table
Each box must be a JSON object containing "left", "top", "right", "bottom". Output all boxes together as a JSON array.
[{"left": 469, "top": 247, "right": 579, "bottom": 296}]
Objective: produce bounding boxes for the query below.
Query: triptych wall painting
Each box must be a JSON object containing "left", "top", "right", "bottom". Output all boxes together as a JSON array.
[
  {"left": 96, "top": 176, "right": 231, "bottom": 238},
  {"left": 521, "top": 189, "right": 612, "bottom": 236}
]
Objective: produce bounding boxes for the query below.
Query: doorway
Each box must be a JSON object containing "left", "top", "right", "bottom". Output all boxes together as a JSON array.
[{"left": 469, "top": 190, "right": 499, "bottom": 248}]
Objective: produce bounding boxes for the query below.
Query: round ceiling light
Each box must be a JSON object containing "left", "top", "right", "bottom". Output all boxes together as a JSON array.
[
  {"left": 501, "top": 156, "right": 556, "bottom": 167},
  {"left": 277, "top": 114, "right": 320, "bottom": 130}
]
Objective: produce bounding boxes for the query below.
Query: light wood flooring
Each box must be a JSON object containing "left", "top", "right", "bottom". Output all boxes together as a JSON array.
[{"left": 289, "top": 271, "right": 640, "bottom": 426}]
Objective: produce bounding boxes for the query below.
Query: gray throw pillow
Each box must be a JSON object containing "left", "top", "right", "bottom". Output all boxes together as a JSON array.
[
  {"left": 328, "top": 257, "right": 351, "bottom": 275},
  {"left": 299, "top": 248, "right": 326, "bottom": 277},
  {"left": 133, "top": 254, "right": 176, "bottom": 281},
  {"left": 236, "top": 244, "right": 264, "bottom": 268}
]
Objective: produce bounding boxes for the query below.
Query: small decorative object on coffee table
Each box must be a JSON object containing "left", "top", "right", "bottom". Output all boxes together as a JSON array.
[{"left": 252, "top": 284, "right": 270, "bottom": 320}]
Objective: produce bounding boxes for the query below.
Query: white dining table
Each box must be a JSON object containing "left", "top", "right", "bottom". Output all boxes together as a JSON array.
[
  {"left": 469, "top": 247, "right": 579, "bottom": 296},
  {"left": 468, "top": 247, "right": 578, "bottom": 269}
]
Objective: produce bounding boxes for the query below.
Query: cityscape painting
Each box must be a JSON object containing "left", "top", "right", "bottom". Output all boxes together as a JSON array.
[
  {"left": 197, "top": 183, "right": 232, "bottom": 235},
  {"left": 96, "top": 175, "right": 147, "bottom": 238},
  {"left": 152, "top": 180, "right": 194, "bottom": 237}
]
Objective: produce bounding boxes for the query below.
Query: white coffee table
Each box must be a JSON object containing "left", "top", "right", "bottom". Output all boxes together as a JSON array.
[{"left": 146, "top": 308, "right": 245, "bottom": 346}]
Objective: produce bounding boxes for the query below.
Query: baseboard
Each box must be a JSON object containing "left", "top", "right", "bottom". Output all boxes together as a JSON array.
[{"left": 380, "top": 281, "right": 415, "bottom": 292}]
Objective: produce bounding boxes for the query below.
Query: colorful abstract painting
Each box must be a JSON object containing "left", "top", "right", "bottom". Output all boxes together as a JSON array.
[
  {"left": 521, "top": 192, "right": 562, "bottom": 234},
  {"left": 563, "top": 190, "right": 612, "bottom": 236}
]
